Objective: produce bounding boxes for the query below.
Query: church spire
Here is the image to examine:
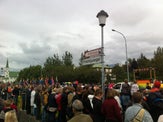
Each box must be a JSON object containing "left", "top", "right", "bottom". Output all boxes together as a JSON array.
[{"left": 6, "top": 58, "right": 9, "bottom": 68}]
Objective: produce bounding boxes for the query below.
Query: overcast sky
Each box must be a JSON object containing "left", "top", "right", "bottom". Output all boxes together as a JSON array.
[{"left": 0, "top": 0, "right": 163, "bottom": 70}]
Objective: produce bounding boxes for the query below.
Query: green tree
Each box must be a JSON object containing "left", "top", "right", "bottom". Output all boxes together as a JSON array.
[
  {"left": 137, "top": 53, "right": 151, "bottom": 68},
  {"left": 62, "top": 51, "right": 73, "bottom": 66},
  {"left": 111, "top": 64, "right": 126, "bottom": 82},
  {"left": 152, "top": 47, "right": 163, "bottom": 80},
  {"left": 43, "top": 53, "right": 62, "bottom": 78},
  {"left": 79, "top": 53, "right": 84, "bottom": 66}
]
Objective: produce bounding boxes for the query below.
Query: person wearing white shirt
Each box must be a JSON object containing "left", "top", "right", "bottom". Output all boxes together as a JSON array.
[
  {"left": 131, "top": 81, "right": 139, "bottom": 95},
  {"left": 158, "top": 115, "right": 163, "bottom": 122},
  {"left": 30, "top": 87, "right": 36, "bottom": 115}
]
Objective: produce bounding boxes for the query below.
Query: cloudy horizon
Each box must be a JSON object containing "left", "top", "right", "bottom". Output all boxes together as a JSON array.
[{"left": 0, "top": 0, "right": 163, "bottom": 71}]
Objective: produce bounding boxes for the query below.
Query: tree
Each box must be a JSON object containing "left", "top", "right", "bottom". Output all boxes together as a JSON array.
[
  {"left": 112, "top": 64, "right": 126, "bottom": 82},
  {"left": 152, "top": 47, "right": 163, "bottom": 80},
  {"left": 44, "top": 54, "right": 62, "bottom": 67},
  {"left": 137, "top": 53, "right": 151, "bottom": 68},
  {"left": 79, "top": 53, "right": 84, "bottom": 66},
  {"left": 131, "top": 58, "right": 138, "bottom": 71},
  {"left": 62, "top": 51, "right": 73, "bottom": 66},
  {"left": 43, "top": 54, "right": 62, "bottom": 78}
]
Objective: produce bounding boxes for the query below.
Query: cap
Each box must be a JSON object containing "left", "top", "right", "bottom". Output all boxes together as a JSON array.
[{"left": 154, "top": 81, "right": 161, "bottom": 88}]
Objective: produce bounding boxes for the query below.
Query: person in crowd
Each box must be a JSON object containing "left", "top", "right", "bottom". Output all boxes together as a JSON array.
[
  {"left": 0, "top": 85, "right": 7, "bottom": 100},
  {"left": 0, "top": 99, "right": 4, "bottom": 111},
  {"left": 12, "top": 85, "right": 19, "bottom": 106},
  {"left": 146, "top": 82, "right": 151, "bottom": 90},
  {"left": 20, "top": 85, "right": 26, "bottom": 111},
  {"left": 146, "top": 81, "right": 163, "bottom": 122},
  {"left": 72, "top": 86, "right": 83, "bottom": 103},
  {"left": 130, "top": 80, "right": 139, "bottom": 96},
  {"left": 41, "top": 87, "right": 49, "bottom": 122},
  {"left": 66, "top": 86, "right": 75, "bottom": 119},
  {"left": 46, "top": 88, "right": 58, "bottom": 122},
  {"left": 9, "top": 99, "right": 17, "bottom": 112},
  {"left": 7, "top": 86, "right": 12, "bottom": 100},
  {"left": 0, "top": 98, "right": 5, "bottom": 122},
  {"left": 112, "top": 89, "right": 122, "bottom": 113},
  {"left": 81, "top": 86, "right": 93, "bottom": 116},
  {"left": 55, "top": 87, "right": 62, "bottom": 122},
  {"left": 3, "top": 100, "right": 13, "bottom": 113},
  {"left": 68, "top": 99, "right": 93, "bottom": 122},
  {"left": 0, "top": 99, "right": 15, "bottom": 122},
  {"left": 120, "top": 79, "right": 131, "bottom": 111},
  {"left": 30, "top": 86, "right": 36, "bottom": 116},
  {"left": 4, "top": 110, "right": 18, "bottom": 122},
  {"left": 158, "top": 114, "right": 163, "bottom": 122},
  {"left": 25, "top": 85, "right": 31, "bottom": 114},
  {"left": 102, "top": 89, "right": 122, "bottom": 122},
  {"left": 88, "top": 90, "right": 94, "bottom": 109},
  {"left": 92, "top": 89, "right": 105, "bottom": 122},
  {"left": 124, "top": 92, "right": 153, "bottom": 122},
  {"left": 34, "top": 86, "right": 42, "bottom": 120},
  {"left": 149, "top": 80, "right": 161, "bottom": 92},
  {"left": 60, "top": 87, "right": 68, "bottom": 122}
]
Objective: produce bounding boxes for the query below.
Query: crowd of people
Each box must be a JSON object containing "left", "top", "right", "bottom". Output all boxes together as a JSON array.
[{"left": 0, "top": 78, "right": 163, "bottom": 122}]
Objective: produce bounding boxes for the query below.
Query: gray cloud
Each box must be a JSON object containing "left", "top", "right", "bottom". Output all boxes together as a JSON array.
[{"left": 0, "top": 0, "right": 163, "bottom": 70}]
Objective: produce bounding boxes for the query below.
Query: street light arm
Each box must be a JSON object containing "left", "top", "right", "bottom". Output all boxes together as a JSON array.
[
  {"left": 112, "top": 29, "right": 126, "bottom": 41},
  {"left": 112, "top": 29, "right": 130, "bottom": 82}
]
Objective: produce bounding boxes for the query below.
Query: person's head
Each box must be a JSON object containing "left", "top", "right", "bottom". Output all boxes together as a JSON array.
[
  {"left": 76, "top": 86, "right": 83, "bottom": 94},
  {"left": 94, "top": 89, "right": 103, "bottom": 98},
  {"left": 4, "top": 100, "right": 11, "bottom": 108},
  {"left": 106, "top": 89, "right": 115, "bottom": 99},
  {"left": 133, "top": 80, "right": 137, "bottom": 84},
  {"left": 72, "top": 99, "right": 84, "bottom": 113},
  {"left": 5, "top": 110, "right": 18, "bottom": 122},
  {"left": 153, "top": 81, "right": 161, "bottom": 88},
  {"left": 132, "top": 92, "right": 143, "bottom": 103},
  {"left": 112, "top": 89, "right": 120, "bottom": 97},
  {"left": 56, "top": 88, "right": 63, "bottom": 94},
  {"left": 124, "top": 79, "right": 128, "bottom": 83}
]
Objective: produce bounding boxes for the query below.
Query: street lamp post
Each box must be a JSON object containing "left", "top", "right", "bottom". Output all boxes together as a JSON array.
[
  {"left": 112, "top": 29, "right": 130, "bottom": 82},
  {"left": 97, "top": 10, "right": 108, "bottom": 100}
]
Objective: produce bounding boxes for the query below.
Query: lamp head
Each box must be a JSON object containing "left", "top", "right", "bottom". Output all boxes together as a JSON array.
[{"left": 97, "top": 10, "right": 108, "bottom": 27}]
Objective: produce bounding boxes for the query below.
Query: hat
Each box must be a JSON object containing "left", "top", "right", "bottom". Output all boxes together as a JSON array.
[{"left": 154, "top": 81, "right": 161, "bottom": 88}]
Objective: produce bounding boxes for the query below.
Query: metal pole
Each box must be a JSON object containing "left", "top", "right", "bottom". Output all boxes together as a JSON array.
[
  {"left": 101, "top": 26, "right": 105, "bottom": 101},
  {"left": 112, "top": 29, "right": 130, "bottom": 82},
  {"left": 123, "top": 34, "right": 130, "bottom": 82}
]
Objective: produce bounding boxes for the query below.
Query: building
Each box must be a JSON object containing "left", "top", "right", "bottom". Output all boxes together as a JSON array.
[{"left": 0, "top": 59, "right": 19, "bottom": 83}]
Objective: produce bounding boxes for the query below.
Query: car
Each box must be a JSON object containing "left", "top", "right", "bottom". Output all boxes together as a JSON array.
[{"left": 113, "top": 82, "right": 132, "bottom": 93}]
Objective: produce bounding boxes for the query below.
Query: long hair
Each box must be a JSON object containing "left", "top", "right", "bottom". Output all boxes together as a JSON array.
[{"left": 5, "top": 110, "right": 18, "bottom": 122}]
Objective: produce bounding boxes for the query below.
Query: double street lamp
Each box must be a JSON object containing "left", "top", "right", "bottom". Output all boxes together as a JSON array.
[
  {"left": 97, "top": 10, "right": 108, "bottom": 100},
  {"left": 112, "top": 29, "right": 130, "bottom": 82}
]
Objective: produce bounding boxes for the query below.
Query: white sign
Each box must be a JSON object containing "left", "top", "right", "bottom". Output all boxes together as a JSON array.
[{"left": 81, "top": 56, "right": 101, "bottom": 65}]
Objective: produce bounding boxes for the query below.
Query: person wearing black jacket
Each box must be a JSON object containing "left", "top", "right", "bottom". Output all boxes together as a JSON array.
[
  {"left": 12, "top": 85, "right": 19, "bottom": 106},
  {"left": 92, "top": 89, "right": 105, "bottom": 122},
  {"left": 46, "top": 88, "right": 58, "bottom": 122},
  {"left": 34, "top": 87, "right": 42, "bottom": 120}
]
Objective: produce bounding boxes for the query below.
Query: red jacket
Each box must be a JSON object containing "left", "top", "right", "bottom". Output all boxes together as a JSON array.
[
  {"left": 56, "top": 93, "right": 62, "bottom": 110},
  {"left": 101, "top": 98, "right": 122, "bottom": 122}
]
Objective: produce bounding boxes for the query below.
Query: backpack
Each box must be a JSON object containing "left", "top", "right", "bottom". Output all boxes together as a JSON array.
[{"left": 131, "top": 109, "right": 145, "bottom": 122}]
